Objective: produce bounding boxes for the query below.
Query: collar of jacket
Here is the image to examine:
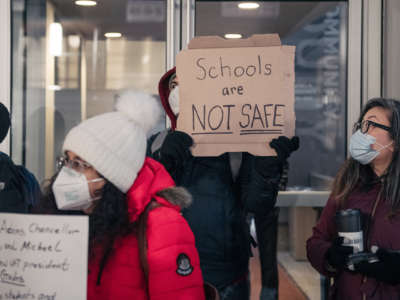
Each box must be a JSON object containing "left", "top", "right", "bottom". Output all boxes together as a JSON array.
[{"left": 126, "top": 157, "right": 178, "bottom": 222}]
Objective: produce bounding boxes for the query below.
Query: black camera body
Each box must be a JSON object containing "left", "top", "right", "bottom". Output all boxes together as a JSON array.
[{"left": 346, "top": 252, "right": 379, "bottom": 270}]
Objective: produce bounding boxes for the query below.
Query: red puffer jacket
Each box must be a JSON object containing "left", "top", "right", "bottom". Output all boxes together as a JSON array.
[{"left": 87, "top": 157, "right": 205, "bottom": 300}]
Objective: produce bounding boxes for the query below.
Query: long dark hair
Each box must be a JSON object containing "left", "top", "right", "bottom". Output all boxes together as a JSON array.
[
  {"left": 331, "top": 98, "right": 400, "bottom": 213},
  {"left": 34, "top": 175, "right": 135, "bottom": 283}
]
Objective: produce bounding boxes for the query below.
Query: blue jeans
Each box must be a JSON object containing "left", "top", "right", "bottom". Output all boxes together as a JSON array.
[{"left": 218, "top": 276, "right": 250, "bottom": 300}]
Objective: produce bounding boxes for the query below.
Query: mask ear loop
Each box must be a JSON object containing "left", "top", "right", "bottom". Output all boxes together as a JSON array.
[
  {"left": 374, "top": 140, "right": 394, "bottom": 152},
  {"left": 88, "top": 178, "right": 104, "bottom": 183},
  {"left": 89, "top": 175, "right": 106, "bottom": 201}
]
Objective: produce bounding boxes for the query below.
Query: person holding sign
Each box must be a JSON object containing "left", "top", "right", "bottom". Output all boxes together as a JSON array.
[
  {"left": 307, "top": 98, "right": 400, "bottom": 299},
  {"left": 35, "top": 92, "right": 206, "bottom": 300},
  {"left": 149, "top": 68, "right": 299, "bottom": 300}
]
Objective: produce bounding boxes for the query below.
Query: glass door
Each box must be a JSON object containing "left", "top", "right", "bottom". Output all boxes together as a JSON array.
[
  {"left": 11, "top": 0, "right": 169, "bottom": 182},
  {"left": 196, "top": 0, "right": 349, "bottom": 194},
  {"left": 193, "top": 1, "right": 359, "bottom": 299}
]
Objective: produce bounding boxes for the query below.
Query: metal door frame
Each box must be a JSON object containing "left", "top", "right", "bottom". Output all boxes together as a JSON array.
[{"left": 0, "top": 0, "right": 11, "bottom": 155}]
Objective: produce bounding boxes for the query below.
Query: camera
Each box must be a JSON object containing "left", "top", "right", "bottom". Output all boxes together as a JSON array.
[{"left": 346, "top": 252, "right": 379, "bottom": 271}]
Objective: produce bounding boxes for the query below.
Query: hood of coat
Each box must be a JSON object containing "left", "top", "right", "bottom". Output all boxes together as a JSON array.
[
  {"left": 126, "top": 156, "right": 192, "bottom": 222},
  {"left": 158, "top": 67, "right": 177, "bottom": 130}
]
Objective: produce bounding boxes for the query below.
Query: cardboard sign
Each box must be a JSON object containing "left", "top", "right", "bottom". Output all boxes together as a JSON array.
[
  {"left": 176, "top": 34, "right": 296, "bottom": 156},
  {"left": 0, "top": 213, "right": 88, "bottom": 300}
]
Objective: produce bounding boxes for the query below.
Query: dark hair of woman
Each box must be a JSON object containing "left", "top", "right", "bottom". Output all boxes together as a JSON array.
[
  {"left": 34, "top": 176, "right": 136, "bottom": 284},
  {"left": 331, "top": 98, "right": 400, "bottom": 214}
]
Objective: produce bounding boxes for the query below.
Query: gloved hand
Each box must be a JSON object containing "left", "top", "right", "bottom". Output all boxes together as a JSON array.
[
  {"left": 269, "top": 136, "right": 299, "bottom": 164},
  {"left": 354, "top": 248, "right": 400, "bottom": 285},
  {"left": 325, "top": 237, "right": 354, "bottom": 271},
  {"left": 159, "top": 131, "right": 193, "bottom": 174}
]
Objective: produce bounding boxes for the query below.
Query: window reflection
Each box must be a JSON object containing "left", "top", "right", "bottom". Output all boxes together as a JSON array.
[
  {"left": 11, "top": 0, "right": 167, "bottom": 182},
  {"left": 196, "top": 1, "right": 348, "bottom": 191},
  {"left": 283, "top": 4, "right": 347, "bottom": 191}
]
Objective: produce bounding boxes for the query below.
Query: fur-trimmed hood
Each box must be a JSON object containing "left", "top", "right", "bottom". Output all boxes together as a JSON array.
[
  {"left": 157, "top": 186, "right": 192, "bottom": 209},
  {"left": 126, "top": 157, "right": 191, "bottom": 222}
]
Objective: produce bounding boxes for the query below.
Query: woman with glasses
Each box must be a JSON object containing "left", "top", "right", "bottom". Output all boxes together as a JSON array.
[
  {"left": 307, "top": 98, "right": 400, "bottom": 299},
  {"left": 34, "top": 92, "right": 205, "bottom": 300}
]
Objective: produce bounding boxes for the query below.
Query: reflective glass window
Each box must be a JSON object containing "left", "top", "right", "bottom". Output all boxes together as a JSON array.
[
  {"left": 11, "top": 0, "right": 167, "bottom": 182},
  {"left": 196, "top": 1, "right": 348, "bottom": 192},
  {"left": 196, "top": 2, "right": 348, "bottom": 299}
]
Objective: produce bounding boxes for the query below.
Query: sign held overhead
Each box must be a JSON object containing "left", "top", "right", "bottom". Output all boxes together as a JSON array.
[{"left": 176, "top": 34, "right": 296, "bottom": 156}]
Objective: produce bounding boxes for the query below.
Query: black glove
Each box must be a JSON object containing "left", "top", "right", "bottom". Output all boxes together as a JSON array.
[
  {"left": 269, "top": 136, "right": 299, "bottom": 164},
  {"left": 159, "top": 131, "right": 193, "bottom": 176},
  {"left": 325, "top": 237, "right": 353, "bottom": 270},
  {"left": 354, "top": 248, "right": 400, "bottom": 285}
]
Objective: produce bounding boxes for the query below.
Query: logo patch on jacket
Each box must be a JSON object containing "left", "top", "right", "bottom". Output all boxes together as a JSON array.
[{"left": 176, "top": 253, "right": 193, "bottom": 276}]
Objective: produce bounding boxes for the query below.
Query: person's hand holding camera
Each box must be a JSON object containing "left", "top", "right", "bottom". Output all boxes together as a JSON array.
[
  {"left": 353, "top": 247, "right": 400, "bottom": 285},
  {"left": 325, "top": 237, "right": 354, "bottom": 272}
]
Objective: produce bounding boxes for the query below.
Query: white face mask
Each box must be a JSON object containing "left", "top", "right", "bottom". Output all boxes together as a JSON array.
[
  {"left": 52, "top": 167, "right": 104, "bottom": 211},
  {"left": 349, "top": 130, "right": 393, "bottom": 165},
  {"left": 168, "top": 86, "right": 180, "bottom": 116}
]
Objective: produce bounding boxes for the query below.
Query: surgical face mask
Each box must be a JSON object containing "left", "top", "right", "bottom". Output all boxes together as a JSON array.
[
  {"left": 52, "top": 167, "right": 104, "bottom": 211},
  {"left": 349, "top": 130, "right": 393, "bottom": 165},
  {"left": 168, "top": 86, "right": 179, "bottom": 116}
]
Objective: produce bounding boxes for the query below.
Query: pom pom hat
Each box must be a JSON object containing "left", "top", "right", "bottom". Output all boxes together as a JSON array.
[{"left": 63, "top": 91, "right": 163, "bottom": 193}]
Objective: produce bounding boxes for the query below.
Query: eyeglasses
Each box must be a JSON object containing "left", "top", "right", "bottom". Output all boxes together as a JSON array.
[
  {"left": 56, "top": 156, "right": 92, "bottom": 172},
  {"left": 353, "top": 120, "right": 392, "bottom": 134}
]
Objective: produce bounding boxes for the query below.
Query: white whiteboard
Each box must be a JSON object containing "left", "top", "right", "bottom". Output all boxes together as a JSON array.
[{"left": 0, "top": 213, "right": 88, "bottom": 300}]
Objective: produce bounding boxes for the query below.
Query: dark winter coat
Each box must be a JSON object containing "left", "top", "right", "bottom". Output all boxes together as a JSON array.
[
  {"left": 87, "top": 158, "right": 205, "bottom": 300},
  {"left": 149, "top": 68, "right": 282, "bottom": 289},
  {"left": 307, "top": 182, "right": 400, "bottom": 300},
  {"left": 0, "top": 152, "right": 41, "bottom": 212}
]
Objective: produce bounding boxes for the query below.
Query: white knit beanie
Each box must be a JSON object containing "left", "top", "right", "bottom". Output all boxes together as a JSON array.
[{"left": 62, "top": 91, "right": 163, "bottom": 193}]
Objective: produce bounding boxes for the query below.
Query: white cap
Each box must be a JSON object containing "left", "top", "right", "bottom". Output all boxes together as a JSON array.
[{"left": 63, "top": 91, "right": 163, "bottom": 193}]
